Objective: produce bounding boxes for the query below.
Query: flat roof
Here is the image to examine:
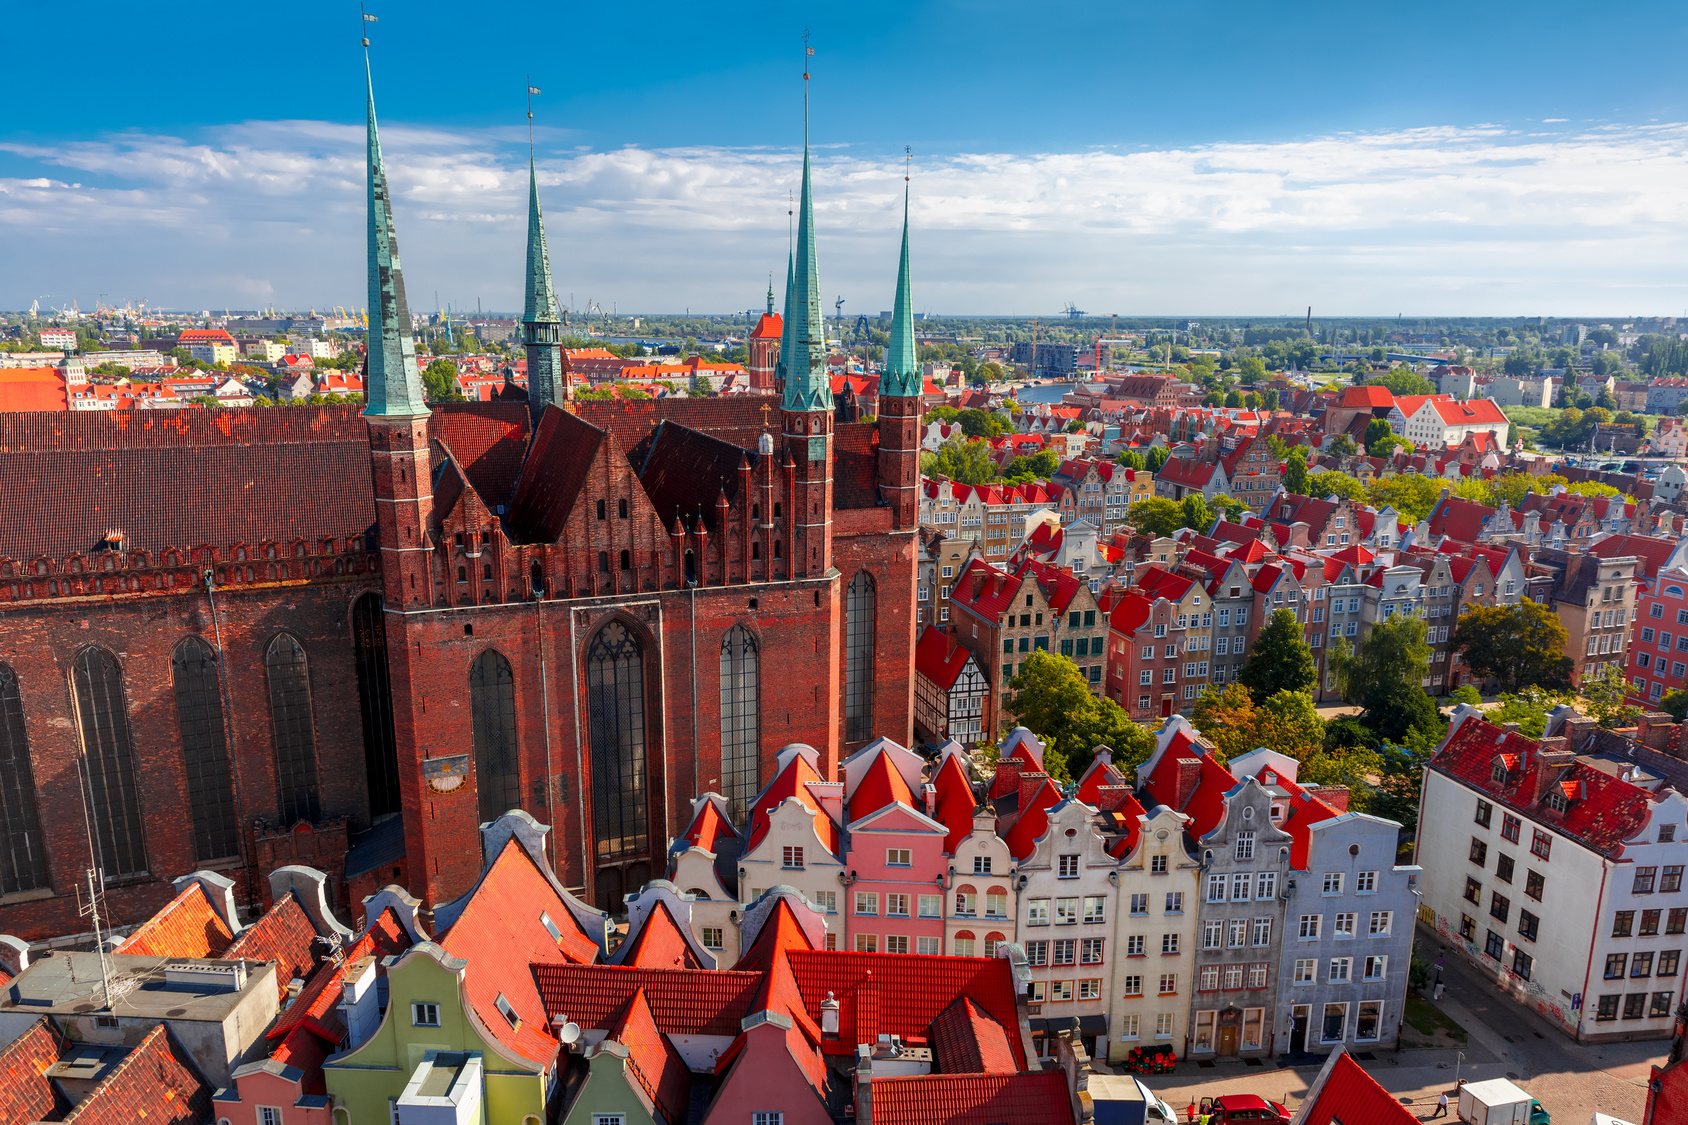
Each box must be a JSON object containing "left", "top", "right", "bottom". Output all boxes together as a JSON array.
[{"left": 0, "top": 952, "right": 274, "bottom": 1022}]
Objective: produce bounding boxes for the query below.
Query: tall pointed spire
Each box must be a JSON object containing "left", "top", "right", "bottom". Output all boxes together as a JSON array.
[
  {"left": 775, "top": 245, "right": 795, "bottom": 387},
  {"left": 362, "top": 50, "right": 428, "bottom": 419},
  {"left": 781, "top": 66, "right": 829, "bottom": 414},
  {"left": 521, "top": 85, "right": 564, "bottom": 416},
  {"left": 881, "top": 167, "right": 920, "bottom": 398}
]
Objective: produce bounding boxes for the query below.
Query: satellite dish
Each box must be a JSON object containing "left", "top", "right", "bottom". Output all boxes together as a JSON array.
[{"left": 559, "top": 1022, "right": 581, "bottom": 1045}]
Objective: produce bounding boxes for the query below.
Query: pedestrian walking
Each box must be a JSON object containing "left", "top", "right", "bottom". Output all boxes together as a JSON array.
[
  {"left": 1432, "top": 1090, "right": 1450, "bottom": 1118},
  {"left": 1186, "top": 1102, "right": 1197, "bottom": 1125}
]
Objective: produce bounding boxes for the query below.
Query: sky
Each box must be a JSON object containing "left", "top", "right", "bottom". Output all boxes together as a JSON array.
[{"left": 5, "top": 1, "right": 1688, "bottom": 318}]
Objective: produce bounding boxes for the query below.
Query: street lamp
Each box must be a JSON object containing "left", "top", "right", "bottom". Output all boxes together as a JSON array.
[{"left": 1454, "top": 1051, "right": 1465, "bottom": 1089}]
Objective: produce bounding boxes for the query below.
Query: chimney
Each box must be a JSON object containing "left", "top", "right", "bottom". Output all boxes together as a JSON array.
[
  {"left": 855, "top": 1045, "right": 875, "bottom": 1125},
  {"left": 1635, "top": 713, "right": 1673, "bottom": 752}
]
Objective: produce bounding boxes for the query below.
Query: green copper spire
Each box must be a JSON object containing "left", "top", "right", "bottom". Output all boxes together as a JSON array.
[
  {"left": 781, "top": 94, "right": 829, "bottom": 414},
  {"left": 522, "top": 153, "right": 564, "bottom": 412},
  {"left": 361, "top": 52, "right": 428, "bottom": 420},
  {"left": 775, "top": 246, "right": 795, "bottom": 386},
  {"left": 881, "top": 179, "right": 920, "bottom": 398}
]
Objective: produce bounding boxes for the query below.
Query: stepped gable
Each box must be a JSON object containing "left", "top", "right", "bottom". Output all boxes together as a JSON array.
[
  {"left": 0, "top": 404, "right": 374, "bottom": 561},
  {"left": 871, "top": 1071, "right": 1075, "bottom": 1125},
  {"left": 429, "top": 401, "right": 530, "bottom": 509},
  {"left": 0, "top": 1017, "right": 71, "bottom": 1123},
  {"left": 534, "top": 963, "right": 761, "bottom": 1037},
  {"left": 928, "top": 996, "right": 1018, "bottom": 1075},
  {"left": 605, "top": 986, "right": 690, "bottom": 1125},
  {"left": 114, "top": 881, "right": 234, "bottom": 958},
  {"left": 505, "top": 405, "right": 607, "bottom": 544},
  {"left": 834, "top": 422, "right": 883, "bottom": 509},
  {"left": 635, "top": 420, "right": 759, "bottom": 533}
]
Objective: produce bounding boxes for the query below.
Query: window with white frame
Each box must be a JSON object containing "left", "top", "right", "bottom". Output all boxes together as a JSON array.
[
  {"left": 1206, "top": 874, "right": 1227, "bottom": 902},
  {"left": 1253, "top": 917, "right": 1273, "bottom": 945},
  {"left": 1356, "top": 870, "right": 1377, "bottom": 893},
  {"left": 1333, "top": 912, "right": 1356, "bottom": 938},
  {"left": 1120, "top": 1014, "right": 1141, "bottom": 1039},
  {"left": 1322, "top": 872, "right": 1344, "bottom": 895},
  {"left": 1299, "top": 915, "right": 1321, "bottom": 940},
  {"left": 411, "top": 1002, "right": 440, "bottom": 1027},
  {"left": 1369, "top": 911, "right": 1392, "bottom": 936},
  {"left": 1364, "top": 955, "right": 1388, "bottom": 981},
  {"left": 1235, "top": 831, "right": 1255, "bottom": 860},
  {"left": 754, "top": 1114, "right": 785, "bottom": 1125},
  {"left": 1156, "top": 1012, "right": 1175, "bottom": 1038},
  {"left": 1329, "top": 957, "right": 1352, "bottom": 983},
  {"left": 1203, "top": 920, "right": 1223, "bottom": 949},
  {"left": 1294, "top": 958, "right": 1316, "bottom": 983},
  {"left": 917, "top": 936, "right": 940, "bottom": 955},
  {"left": 1256, "top": 872, "right": 1277, "bottom": 900}
]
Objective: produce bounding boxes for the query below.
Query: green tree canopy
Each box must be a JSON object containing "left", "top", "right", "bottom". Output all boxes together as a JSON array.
[
  {"left": 1582, "top": 664, "right": 1641, "bottom": 730},
  {"left": 1329, "top": 615, "right": 1443, "bottom": 743},
  {"left": 1125, "top": 497, "right": 1183, "bottom": 538},
  {"left": 421, "top": 358, "right": 465, "bottom": 403},
  {"left": 1305, "top": 471, "right": 1368, "bottom": 504},
  {"left": 1325, "top": 433, "right": 1358, "bottom": 459},
  {"left": 1484, "top": 687, "right": 1574, "bottom": 739},
  {"left": 1365, "top": 475, "right": 1443, "bottom": 523},
  {"left": 1237, "top": 608, "right": 1318, "bottom": 701},
  {"left": 1236, "top": 356, "right": 1267, "bottom": 382},
  {"left": 1006, "top": 651, "right": 1151, "bottom": 781},
  {"left": 1451, "top": 601, "right": 1572, "bottom": 694},
  {"left": 1282, "top": 450, "right": 1308, "bottom": 496},
  {"left": 1368, "top": 369, "right": 1435, "bottom": 396},
  {"left": 1363, "top": 418, "right": 1394, "bottom": 455},
  {"left": 957, "top": 407, "right": 1007, "bottom": 439},
  {"left": 1297, "top": 744, "right": 1385, "bottom": 812},
  {"left": 920, "top": 438, "right": 998, "bottom": 485},
  {"left": 1191, "top": 685, "right": 1326, "bottom": 762},
  {"left": 1116, "top": 450, "right": 1147, "bottom": 470},
  {"left": 1180, "top": 493, "right": 1213, "bottom": 533}
]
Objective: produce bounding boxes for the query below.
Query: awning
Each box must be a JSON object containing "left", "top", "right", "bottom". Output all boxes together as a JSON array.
[
  {"left": 1028, "top": 1019, "right": 1047, "bottom": 1034},
  {"left": 1078, "top": 1014, "right": 1109, "bottom": 1037},
  {"left": 1043, "top": 1015, "right": 1078, "bottom": 1036}
]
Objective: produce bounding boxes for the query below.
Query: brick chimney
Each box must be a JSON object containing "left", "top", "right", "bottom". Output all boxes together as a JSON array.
[{"left": 1635, "top": 713, "right": 1674, "bottom": 751}]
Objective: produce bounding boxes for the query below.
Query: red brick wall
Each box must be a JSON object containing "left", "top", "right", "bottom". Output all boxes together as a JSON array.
[{"left": 0, "top": 575, "right": 379, "bottom": 940}]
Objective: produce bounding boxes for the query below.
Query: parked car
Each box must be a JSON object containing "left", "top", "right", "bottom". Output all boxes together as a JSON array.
[{"left": 1197, "top": 1094, "right": 1292, "bottom": 1124}]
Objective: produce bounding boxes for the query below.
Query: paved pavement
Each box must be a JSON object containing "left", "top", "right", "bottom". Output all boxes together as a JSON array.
[{"left": 1101, "top": 925, "right": 1666, "bottom": 1123}]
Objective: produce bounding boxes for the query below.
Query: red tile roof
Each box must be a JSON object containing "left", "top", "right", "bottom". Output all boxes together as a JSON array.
[
  {"left": 1335, "top": 385, "right": 1394, "bottom": 410},
  {"left": 223, "top": 892, "right": 320, "bottom": 1001},
  {"left": 607, "top": 986, "right": 691, "bottom": 1125},
  {"left": 114, "top": 881, "right": 233, "bottom": 958},
  {"left": 1427, "top": 495, "right": 1495, "bottom": 544},
  {"left": 931, "top": 751, "right": 980, "bottom": 854},
  {"left": 746, "top": 751, "right": 839, "bottom": 855},
  {"left": 1431, "top": 716, "right": 1654, "bottom": 857},
  {"left": 430, "top": 402, "right": 531, "bottom": 509},
  {"left": 870, "top": 1071, "right": 1075, "bottom": 1125},
  {"left": 1296, "top": 1050, "right": 1417, "bottom": 1125},
  {"left": 849, "top": 746, "right": 920, "bottom": 822},
  {"left": 1252, "top": 767, "right": 1342, "bottom": 869},
  {"left": 1590, "top": 534, "right": 1678, "bottom": 579},
  {"left": 751, "top": 312, "right": 783, "bottom": 340},
  {"left": 786, "top": 949, "right": 1027, "bottom": 1064},
  {"left": 535, "top": 963, "right": 762, "bottom": 1037},
  {"left": 1431, "top": 397, "right": 1506, "bottom": 426},
  {"left": 0, "top": 368, "right": 68, "bottom": 412},
  {"left": 1002, "top": 775, "right": 1062, "bottom": 861},
  {"left": 928, "top": 996, "right": 1018, "bottom": 1074},
  {"left": 619, "top": 900, "right": 704, "bottom": 970},
  {"left": 439, "top": 837, "right": 601, "bottom": 1068},
  {"left": 0, "top": 1018, "right": 70, "bottom": 1123},
  {"left": 268, "top": 907, "right": 413, "bottom": 1043},
  {"left": 57, "top": 1022, "right": 212, "bottom": 1125},
  {"left": 916, "top": 626, "right": 977, "bottom": 691},
  {"left": 679, "top": 796, "right": 740, "bottom": 855}
]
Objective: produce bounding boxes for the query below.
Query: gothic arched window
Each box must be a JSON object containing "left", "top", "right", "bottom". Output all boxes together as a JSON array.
[
  {"left": 265, "top": 634, "right": 321, "bottom": 825},
  {"left": 71, "top": 648, "right": 147, "bottom": 877},
  {"left": 0, "top": 664, "right": 48, "bottom": 894},
  {"left": 470, "top": 650, "right": 521, "bottom": 824},
  {"left": 844, "top": 571, "right": 877, "bottom": 742},
  {"left": 352, "top": 593, "right": 401, "bottom": 821},
  {"left": 171, "top": 637, "right": 239, "bottom": 861},
  {"left": 587, "top": 622, "right": 648, "bottom": 863},
  {"left": 719, "top": 626, "right": 760, "bottom": 822}
]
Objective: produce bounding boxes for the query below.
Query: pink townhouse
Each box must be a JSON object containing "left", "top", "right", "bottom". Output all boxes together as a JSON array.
[{"left": 841, "top": 738, "right": 952, "bottom": 955}]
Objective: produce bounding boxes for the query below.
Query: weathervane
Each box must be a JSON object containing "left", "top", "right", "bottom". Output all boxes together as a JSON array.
[
  {"left": 360, "top": 3, "right": 376, "bottom": 48},
  {"left": 526, "top": 77, "right": 541, "bottom": 152}
]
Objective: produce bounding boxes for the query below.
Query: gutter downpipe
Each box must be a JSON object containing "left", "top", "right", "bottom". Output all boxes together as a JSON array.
[{"left": 1579, "top": 860, "right": 1611, "bottom": 1042}]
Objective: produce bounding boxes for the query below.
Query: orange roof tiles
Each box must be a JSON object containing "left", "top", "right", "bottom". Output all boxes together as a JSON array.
[
  {"left": 870, "top": 1070, "right": 1074, "bottom": 1125},
  {"left": 608, "top": 987, "right": 691, "bottom": 1125},
  {"left": 57, "top": 1022, "right": 212, "bottom": 1125},
  {"left": 1296, "top": 1050, "right": 1417, "bottom": 1124},
  {"left": 746, "top": 752, "right": 838, "bottom": 855},
  {"left": 0, "top": 1018, "right": 69, "bottom": 1123},
  {"left": 268, "top": 907, "right": 413, "bottom": 1043},
  {"left": 535, "top": 963, "right": 762, "bottom": 1037},
  {"left": 928, "top": 996, "right": 1018, "bottom": 1074},
  {"left": 849, "top": 747, "right": 918, "bottom": 821},
  {"left": 931, "top": 752, "right": 980, "bottom": 854},
  {"left": 1002, "top": 775, "right": 1061, "bottom": 861},
  {"left": 916, "top": 626, "right": 977, "bottom": 691},
  {"left": 114, "top": 881, "right": 233, "bottom": 958},
  {"left": 223, "top": 892, "right": 320, "bottom": 1000},
  {"left": 0, "top": 368, "right": 68, "bottom": 412},
  {"left": 619, "top": 901, "right": 704, "bottom": 970},
  {"left": 679, "top": 797, "right": 739, "bottom": 854}
]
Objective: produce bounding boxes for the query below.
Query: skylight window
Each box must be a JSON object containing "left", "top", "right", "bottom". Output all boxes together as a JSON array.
[
  {"left": 540, "top": 911, "right": 563, "bottom": 942},
  {"left": 495, "top": 993, "right": 520, "bottom": 1029}
]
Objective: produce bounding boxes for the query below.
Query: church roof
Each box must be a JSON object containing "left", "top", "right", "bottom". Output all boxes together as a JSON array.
[{"left": 506, "top": 406, "right": 607, "bottom": 544}]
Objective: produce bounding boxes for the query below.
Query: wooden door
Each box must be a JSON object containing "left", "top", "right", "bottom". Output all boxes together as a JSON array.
[{"left": 1217, "top": 1025, "right": 1239, "bottom": 1056}]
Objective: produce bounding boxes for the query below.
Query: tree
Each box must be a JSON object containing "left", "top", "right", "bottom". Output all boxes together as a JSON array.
[
  {"left": 1126, "top": 497, "right": 1184, "bottom": 538},
  {"left": 1145, "top": 445, "right": 1171, "bottom": 472},
  {"left": 1191, "top": 685, "right": 1326, "bottom": 762},
  {"left": 1005, "top": 449, "right": 1061, "bottom": 480},
  {"left": 1661, "top": 689, "right": 1688, "bottom": 723},
  {"left": 1582, "top": 664, "right": 1640, "bottom": 730},
  {"left": 1237, "top": 356, "right": 1266, "bottom": 382},
  {"left": 1116, "top": 450, "right": 1146, "bottom": 471},
  {"left": 1485, "top": 687, "right": 1574, "bottom": 739},
  {"left": 957, "top": 408, "right": 1005, "bottom": 439},
  {"left": 1213, "top": 495, "right": 1248, "bottom": 524},
  {"left": 1366, "top": 475, "right": 1442, "bottom": 523},
  {"left": 1297, "top": 744, "right": 1385, "bottom": 812},
  {"left": 1328, "top": 615, "right": 1442, "bottom": 743},
  {"left": 1451, "top": 601, "right": 1572, "bottom": 693},
  {"left": 1305, "top": 471, "right": 1368, "bottom": 504},
  {"left": 1363, "top": 418, "right": 1394, "bottom": 456},
  {"left": 1180, "top": 493, "right": 1213, "bottom": 533},
  {"left": 1283, "top": 450, "right": 1308, "bottom": 496},
  {"left": 922, "top": 438, "right": 998, "bottom": 485},
  {"left": 1224, "top": 389, "right": 1243, "bottom": 408},
  {"left": 1006, "top": 651, "right": 1151, "bottom": 780},
  {"left": 1325, "top": 433, "right": 1357, "bottom": 459},
  {"left": 1369, "top": 369, "right": 1435, "bottom": 397},
  {"left": 421, "top": 358, "right": 465, "bottom": 402},
  {"left": 1448, "top": 684, "right": 1483, "bottom": 707},
  {"left": 1237, "top": 608, "right": 1318, "bottom": 700}
]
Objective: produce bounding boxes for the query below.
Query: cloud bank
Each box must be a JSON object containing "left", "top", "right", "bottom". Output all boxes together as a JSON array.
[{"left": 4, "top": 120, "right": 1688, "bottom": 315}]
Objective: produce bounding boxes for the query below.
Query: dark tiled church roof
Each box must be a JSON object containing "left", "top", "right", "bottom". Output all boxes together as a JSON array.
[
  {"left": 506, "top": 406, "right": 607, "bottom": 545},
  {"left": 578, "top": 396, "right": 775, "bottom": 454},
  {"left": 430, "top": 402, "right": 530, "bottom": 510},
  {"left": 834, "top": 422, "right": 881, "bottom": 509},
  {"left": 636, "top": 421, "right": 759, "bottom": 534}
]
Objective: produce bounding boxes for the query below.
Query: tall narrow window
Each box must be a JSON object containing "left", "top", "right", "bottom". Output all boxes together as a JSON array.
[
  {"left": 171, "top": 638, "right": 239, "bottom": 861},
  {"left": 0, "top": 663, "right": 48, "bottom": 894},
  {"left": 720, "top": 626, "right": 760, "bottom": 822},
  {"left": 587, "top": 622, "right": 649, "bottom": 871},
  {"left": 71, "top": 648, "right": 147, "bottom": 877},
  {"left": 845, "top": 571, "right": 877, "bottom": 742},
  {"left": 351, "top": 593, "right": 401, "bottom": 821},
  {"left": 470, "top": 650, "right": 521, "bottom": 824},
  {"left": 264, "top": 634, "right": 321, "bottom": 825}
]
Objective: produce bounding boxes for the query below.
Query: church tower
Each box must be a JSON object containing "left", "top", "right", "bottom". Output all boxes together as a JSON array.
[
  {"left": 781, "top": 76, "right": 834, "bottom": 578},
  {"left": 360, "top": 49, "right": 432, "bottom": 612},
  {"left": 521, "top": 155, "right": 565, "bottom": 417},
  {"left": 877, "top": 176, "right": 922, "bottom": 530}
]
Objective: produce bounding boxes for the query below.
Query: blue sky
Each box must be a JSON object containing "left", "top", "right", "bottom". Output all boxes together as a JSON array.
[{"left": 5, "top": 0, "right": 1688, "bottom": 316}]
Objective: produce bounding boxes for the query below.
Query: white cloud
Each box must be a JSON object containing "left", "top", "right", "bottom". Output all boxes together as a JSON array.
[{"left": 3, "top": 120, "right": 1688, "bottom": 314}]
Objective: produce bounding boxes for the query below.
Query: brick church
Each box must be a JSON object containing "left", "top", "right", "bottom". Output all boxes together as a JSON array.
[{"left": 0, "top": 60, "right": 924, "bottom": 938}]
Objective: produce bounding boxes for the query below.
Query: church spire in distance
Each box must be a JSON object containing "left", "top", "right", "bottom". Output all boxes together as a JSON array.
[
  {"left": 781, "top": 39, "right": 830, "bottom": 414},
  {"left": 522, "top": 80, "right": 565, "bottom": 415},
  {"left": 361, "top": 24, "right": 428, "bottom": 419},
  {"left": 880, "top": 148, "right": 920, "bottom": 399}
]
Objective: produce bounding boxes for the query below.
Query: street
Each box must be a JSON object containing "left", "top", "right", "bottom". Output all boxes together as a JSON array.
[{"left": 1114, "top": 925, "right": 1668, "bottom": 1123}]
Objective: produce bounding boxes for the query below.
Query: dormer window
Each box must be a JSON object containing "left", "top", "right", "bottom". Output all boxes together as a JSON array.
[
  {"left": 1546, "top": 790, "right": 1568, "bottom": 815},
  {"left": 1491, "top": 761, "right": 1507, "bottom": 784}
]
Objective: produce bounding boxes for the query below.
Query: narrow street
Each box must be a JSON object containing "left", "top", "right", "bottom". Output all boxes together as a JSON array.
[{"left": 1116, "top": 925, "right": 1668, "bottom": 1122}]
